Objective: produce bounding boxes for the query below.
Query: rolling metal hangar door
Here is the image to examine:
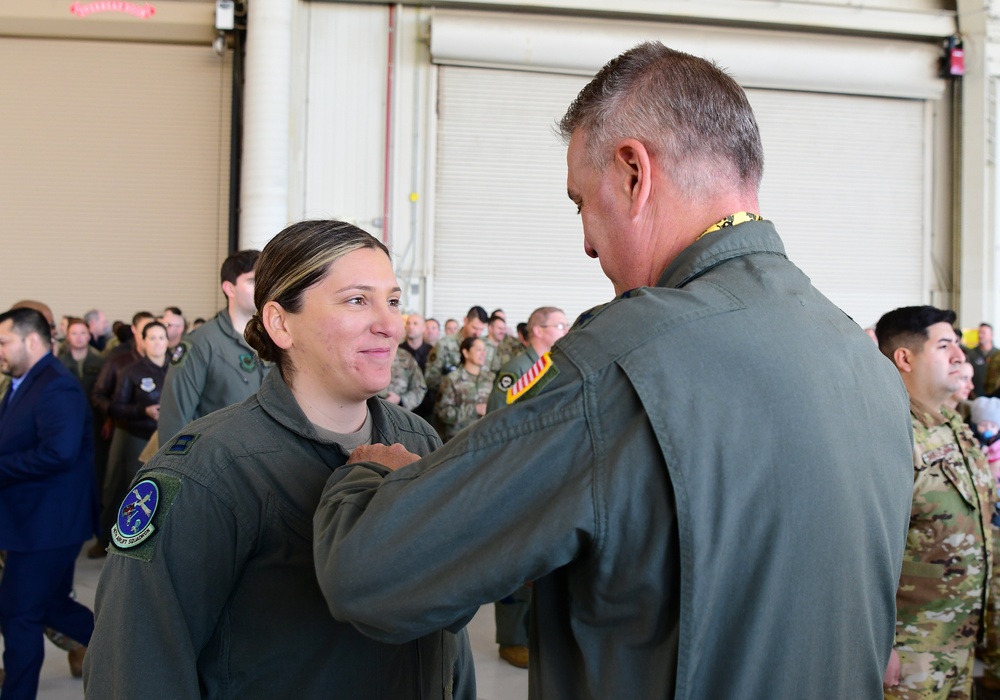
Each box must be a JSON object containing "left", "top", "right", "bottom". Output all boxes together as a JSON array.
[
  {"left": 428, "top": 12, "right": 945, "bottom": 330},
  {"left": 0, "top": 16, "right": 232, "bottom": 324}
]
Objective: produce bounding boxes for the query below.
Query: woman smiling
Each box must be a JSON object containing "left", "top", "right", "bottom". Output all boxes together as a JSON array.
[{"left": 86, "top": 220, "right": 473, "bottom": 699}]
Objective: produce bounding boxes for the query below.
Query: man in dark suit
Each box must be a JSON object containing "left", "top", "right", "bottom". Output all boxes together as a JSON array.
[{"left": 0, "top": 307, "right": 98, "bottom": 699}]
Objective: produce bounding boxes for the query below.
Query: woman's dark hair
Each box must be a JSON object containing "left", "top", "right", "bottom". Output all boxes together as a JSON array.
[
  {"left": 459, "top": 336, "right": 482, "bottom": 365},
  {"left": 141, "top": 321, "right": 167, "bottom": 340}
]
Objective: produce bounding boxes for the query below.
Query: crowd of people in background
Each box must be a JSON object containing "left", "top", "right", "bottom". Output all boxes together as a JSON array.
[
  {"left": 6, "top": 40, "right": 1000, "bottom": 700},
  {"left": 0, "top": 269, "right": 569, "bottom": 697},
  {"left": 13, "top": 268, "right": 1000, "bottom": 700}
]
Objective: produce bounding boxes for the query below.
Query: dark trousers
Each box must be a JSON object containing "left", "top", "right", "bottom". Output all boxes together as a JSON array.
[
  {"left": 0, "top": 544, "right": 94, "bottom": 700},
  {"left": 99, "top": 428, "right": 144, "bottom": 546},
  {"left": 495, "top": 584, "right": 531, "bottom": 647}
]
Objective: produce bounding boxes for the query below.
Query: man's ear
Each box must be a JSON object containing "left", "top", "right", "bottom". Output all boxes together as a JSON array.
[
  {"left": 263, "top": 301, "right": 293, "bottom": 351},
  {"left": 221, "top": 280, "right": 235, "bottom": 301},
  {"left": 613, "top": 138, "right": 653, "bottom": 219},
  {"left": 24, "top": 332, "right": 43, "bottom": 355},
  {"left": 893, "top": 346, "right": 914, "bottom": 373}
]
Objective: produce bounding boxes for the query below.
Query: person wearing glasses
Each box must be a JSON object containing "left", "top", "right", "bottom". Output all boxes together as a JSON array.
[{"left": 486, "top": 307, "right": 568, "bottom": 414}]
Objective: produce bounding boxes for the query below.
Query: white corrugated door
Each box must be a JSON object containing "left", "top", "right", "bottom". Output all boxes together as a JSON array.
[
  {"left": 432, "top": 66, "right": 604, "bottom": 325},
  {"left": 432, "top": 65, "right": 927, "bottom": 328}
]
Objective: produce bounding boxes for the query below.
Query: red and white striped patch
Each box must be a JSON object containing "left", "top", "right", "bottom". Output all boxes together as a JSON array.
[{"left": 506, "top": 352, "right": 554, "bottom": 404}]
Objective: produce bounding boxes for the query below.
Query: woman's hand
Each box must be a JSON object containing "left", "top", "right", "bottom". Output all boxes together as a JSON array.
[{"left": 145, "top": 404, "right": 161, "bottom": 420}]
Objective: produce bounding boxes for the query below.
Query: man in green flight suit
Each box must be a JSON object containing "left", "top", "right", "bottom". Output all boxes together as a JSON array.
[
  {"left": 157, "top": 250, "right": 268, "bottom": 443},
  {"left": 876, "top": 306, "right": 995, "bottom": 700},
  {"left": 313, "top": 42, "right": 914, "bottom": 699},
  {"left": 487, "top": 306, "right": 568, "bottom": 414}
]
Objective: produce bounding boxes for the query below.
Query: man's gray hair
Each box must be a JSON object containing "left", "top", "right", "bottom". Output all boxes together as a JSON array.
[{"left": 559, "top": 41, "right": 764, "bottom": 197}]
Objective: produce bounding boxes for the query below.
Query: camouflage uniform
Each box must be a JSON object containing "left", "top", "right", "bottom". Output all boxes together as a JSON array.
[
  {"left": 435, "top": 366, "right": 495, "bottom": 441},
  {"left": 983, "top": 529, "right": 1000, "bottom": 685},
  {"left": 377, "top": 349, "right": 426, "bottom": 411},
  {"left": 424, "top": 332, "right": 463, "bottom": 393},
  {"left": 485, "top": 336, "right": 524, "bottom": 373},
  {"left": 889, "top": 399, "right": 994, "bottom": 700}
]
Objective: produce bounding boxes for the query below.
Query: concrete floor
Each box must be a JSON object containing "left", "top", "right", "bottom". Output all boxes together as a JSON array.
[{"left": 21, "top": 540, "right": 529, "bottom": 700}]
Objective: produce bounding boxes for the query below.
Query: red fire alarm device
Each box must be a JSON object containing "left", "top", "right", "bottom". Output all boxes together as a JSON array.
[{"left": 942, "top": 36, "right": 965, "bottom": 77}]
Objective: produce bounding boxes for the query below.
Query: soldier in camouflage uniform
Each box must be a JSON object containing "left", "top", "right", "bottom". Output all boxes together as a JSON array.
[
  {"left": 484, "top": 313, "right": 523, "bottom": 373},
  {"left": 424, "top": 306, "right": 488, "bottom": 393},
  {"left": 981, "top": 528, "right": 1000, "bottom": 699},
  {"left": 435, "top": 337, "right": 494, "bottom": 441},
  {"left": 876, "top": 306, "right": 995, "bottom": 700},
  {"left": 377, "top": 348, "right": 426, "bottom": 411}
]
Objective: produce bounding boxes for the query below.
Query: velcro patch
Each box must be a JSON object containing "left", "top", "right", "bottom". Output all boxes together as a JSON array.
[
  {"left": 166, "top": 433, "right": 200, "bottom": 456},
  {"left": 922, "top": 443, "right": 958, "bottom": 466},
  {"left": 494, "top": 372, "right": 517, "bottom": 393},
  {"left": 111, "top": 479, "right": 160, "bottom": 549},
  {"left": 239, "top": 353, "right": 256, "bottom": 372},
  {"left": 109, "top": 473, "right": 182, "bottom": 562},
  {"left": 507, "top": 352, "right": 559, "bottom": 405},
  {"left": 170, "top": 343, "right": 189, "bottom": 367}
]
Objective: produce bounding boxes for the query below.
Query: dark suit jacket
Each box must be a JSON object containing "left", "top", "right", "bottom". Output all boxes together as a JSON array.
[{"left": 0, "top": 353, "right": 99, "bottom": 551}]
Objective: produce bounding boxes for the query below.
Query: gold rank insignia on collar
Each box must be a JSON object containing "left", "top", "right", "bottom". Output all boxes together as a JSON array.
[
  {"left": 698, "top": 212, "right": 763, "bottom": 240},
  {"left": 507, "top": 352, "right": 559, "bottom": 405}
]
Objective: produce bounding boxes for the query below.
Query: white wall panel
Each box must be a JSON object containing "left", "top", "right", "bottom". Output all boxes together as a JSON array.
[
  {"left": 750, "top": 89, "right": 927, "bottom": 328},
  {"left": 432, "top": 67, "right": 611, "bottom": 326},
  {"left": 301, "top": 2, "right": 388, "bottom": 231}
]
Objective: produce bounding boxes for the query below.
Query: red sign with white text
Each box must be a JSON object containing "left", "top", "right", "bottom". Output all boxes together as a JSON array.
[{"left": 69, "top": 2, "right": 156, "bottom": 19}]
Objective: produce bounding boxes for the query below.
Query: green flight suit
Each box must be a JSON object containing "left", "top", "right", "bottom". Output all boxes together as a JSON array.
[
  {"left": 313, "top": 219, "right": 914, "bottom": 700},
  {"left": 157, "top": 309, "right": 267, "bottom": 443},
  {"left": 485, "top": 346, "right": 540, "bottom": 649},
  {"left": 486, "top": 347, "right": 539, "bottom": 414},
  {"left": 85, "top": 369, "right": 473, "bottom": 699}
]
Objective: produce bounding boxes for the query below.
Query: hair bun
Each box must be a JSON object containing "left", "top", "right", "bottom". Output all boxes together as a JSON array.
[{"left": 244, "top": 314, "right": 276, "bottom": 363}]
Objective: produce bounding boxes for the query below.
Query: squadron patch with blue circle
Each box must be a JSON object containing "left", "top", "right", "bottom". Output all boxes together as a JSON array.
[
  {"left": 239, "top": 353, "right": 256, "bottom": 372},
  {"left": 111, "top": 479, "right": 160, "bottom": 549}
]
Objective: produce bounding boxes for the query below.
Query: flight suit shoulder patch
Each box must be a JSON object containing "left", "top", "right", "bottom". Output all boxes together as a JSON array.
[
  {"left": 507, "top": 352, "right": 559, "bottom": 405},
  {"left": 170, "top": 342, "right": 190, "bottom": 367},
  {"left": 109, "top": 473, "right": 182, "bottom": 562},
  {"left": 494, "top": 372, "right": 517, "bottom": 393}
]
